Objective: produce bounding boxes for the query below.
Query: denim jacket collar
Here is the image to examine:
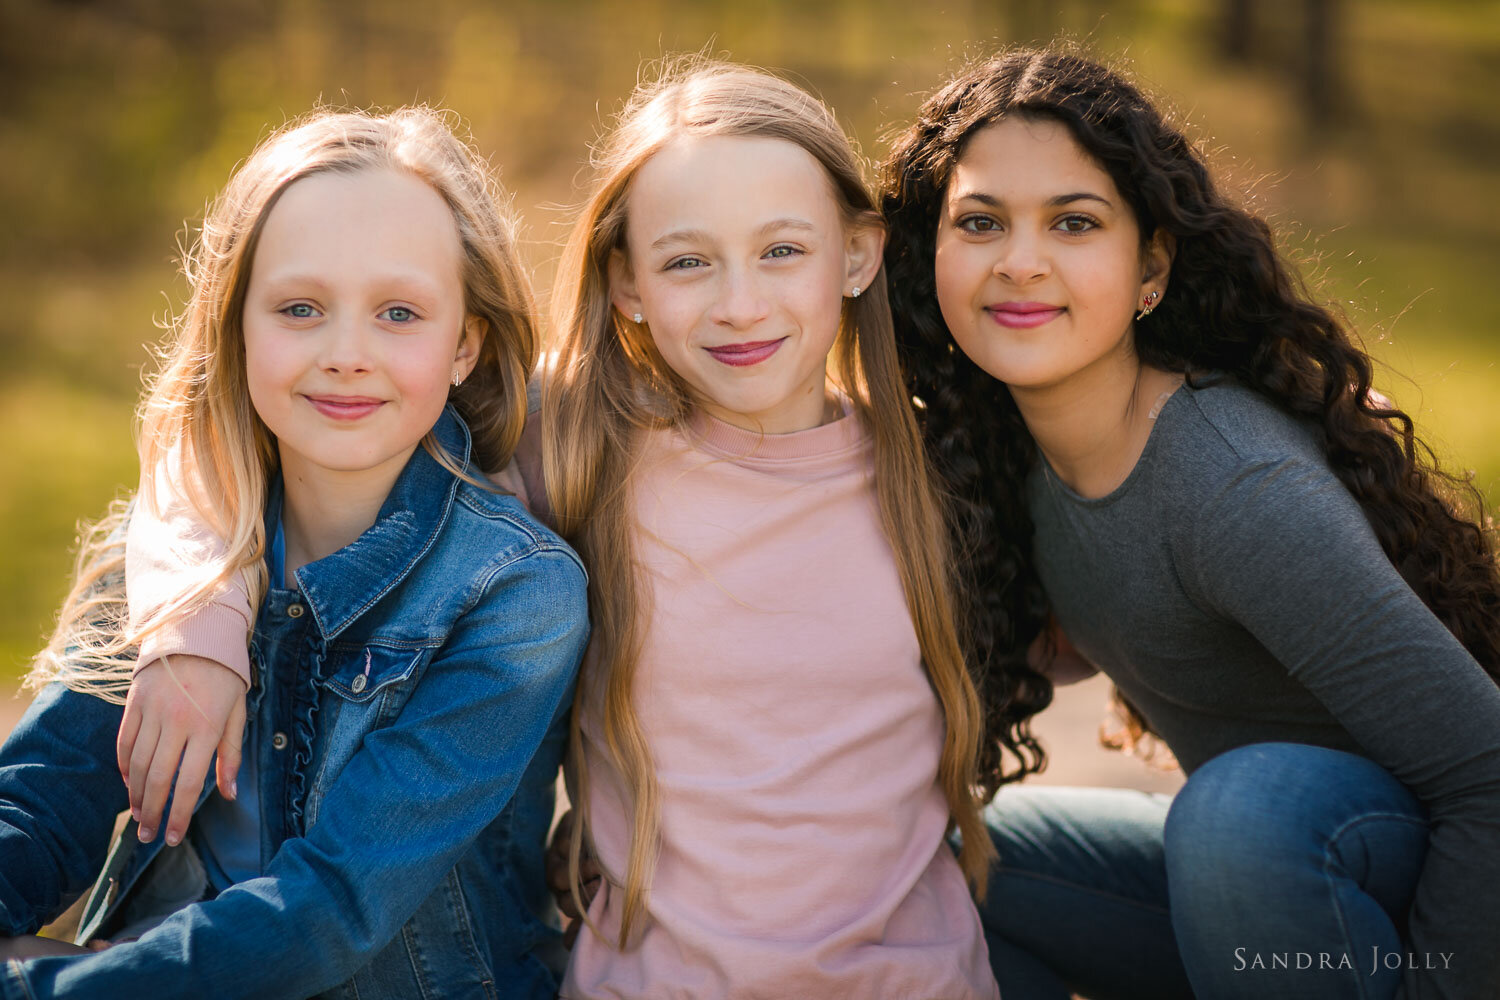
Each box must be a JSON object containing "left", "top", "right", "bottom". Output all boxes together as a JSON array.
[{"left": 280, "top": 406, "right": 472, "bottom": 642}]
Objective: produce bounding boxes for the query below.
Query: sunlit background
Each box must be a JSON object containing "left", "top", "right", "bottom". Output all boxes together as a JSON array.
[{"left": 2, "top": 1, "right": 1496, "bottom": 783}]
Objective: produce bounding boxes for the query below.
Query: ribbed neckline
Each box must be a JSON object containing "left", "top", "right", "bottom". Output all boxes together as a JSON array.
[{"left": 684, "top": 402, "right": 867, "bottom": 465}]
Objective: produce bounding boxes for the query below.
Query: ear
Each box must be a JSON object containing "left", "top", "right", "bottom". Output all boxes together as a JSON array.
[
  {"left": 1139, "top": 227, "right": 1176, "bottom": 300},
  {"left": 843, "top": 218, "right": 886, "bottom": 298},
  {"left": 454, "top": 314, "right": 485, "bottom": 381},
  {"left": 608, "top": 249, "right": 644, "bottom": 323}
]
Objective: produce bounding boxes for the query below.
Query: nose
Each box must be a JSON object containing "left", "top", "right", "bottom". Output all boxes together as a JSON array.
[
  {"left": 992, "top": 228, "right": 1051, "bottom": 285},
  {"left": 707, "top": 262, "right": 770, "bottom": 330},
  {"left": 317, "top": 313, "right": 374, "bottom": 376}
]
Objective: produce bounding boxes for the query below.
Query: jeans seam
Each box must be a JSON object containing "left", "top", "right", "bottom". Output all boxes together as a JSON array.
[
  {"left": 1321, "top": 810, "right": 1426, "bottom": 1000},
  {"left": 994, "top": 866, "right": 1174, "bottom": 918},
  {"left": 4, "top": 960, "right": 37, "bottom": 1000}
]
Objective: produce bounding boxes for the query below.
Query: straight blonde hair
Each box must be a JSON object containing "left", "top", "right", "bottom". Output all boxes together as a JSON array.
[
  {"left": 30, "top": 106, "right": 537, "bottom": 699},
  {"left": 543, "top": 57, "right": 995, "bottom": 947}
]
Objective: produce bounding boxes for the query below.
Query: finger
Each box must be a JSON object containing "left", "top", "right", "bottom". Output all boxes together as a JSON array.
[
  {"left": 165, "top": 741, "right": 212, "bottom": 846},
  {"left": 88, "top": 939, "right": 113, "bottom": 951},
  {"left": 215, "top": 697, "right": 246, "bottom": 800},
  {"left": 117, "top": 691, "right": 143, "bottom": 785},
  {"left": 137, "top": 734, "right": 187, "bottom": 843},
  {"left": 126, "top": 716, "right": 163, "bottom": 822}
]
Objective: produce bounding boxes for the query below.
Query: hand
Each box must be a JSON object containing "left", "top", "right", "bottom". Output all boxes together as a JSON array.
[
  {"left": 117, "top": 654, "right": 248, "bottom": 846},
  {"left": 1027, "top": 617, "right": 1100, "bottom": 686},
  {"left": 545, "top": 809, "right": 601, "bottom": 948}
]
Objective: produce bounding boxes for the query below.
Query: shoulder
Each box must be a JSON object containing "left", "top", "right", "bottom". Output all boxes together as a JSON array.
[
  {"left": 447, "top": 482, "right": 585, "bottom": 584},
  {"left": 1167, "top": 377, "right": 1324, "bottom": 468}
]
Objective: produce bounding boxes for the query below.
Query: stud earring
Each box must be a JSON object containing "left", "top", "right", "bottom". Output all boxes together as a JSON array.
[
  {"left": 452, "top": 369, "right": 463, "bottom": 387},
  {"left": 851, "top": 286, "right": 862, "bottom": 299},
  {"left": 632, "top": 312, "right": 644, "bottom": 324},
  {"left": 1136, "top": 290, "right": 1161, "bottom": 320}
]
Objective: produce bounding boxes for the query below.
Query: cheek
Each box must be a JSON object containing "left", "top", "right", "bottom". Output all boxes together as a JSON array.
[{"left": 932, "top": 239, "right": 977, "bottom": 328}]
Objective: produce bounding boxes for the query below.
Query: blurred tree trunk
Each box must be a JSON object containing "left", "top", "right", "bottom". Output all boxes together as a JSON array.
[
  {"left": 1220, "top": 0, "right": 1255, "bottom": 62},
  {"left": 1304, "top": 0, "right": 1340, "bottom": 127}
]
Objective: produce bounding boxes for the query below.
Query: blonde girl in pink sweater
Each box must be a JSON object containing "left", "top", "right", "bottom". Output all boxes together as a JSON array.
[{"left": 118, "top": 60, "right": 1010, "bottom": 998}]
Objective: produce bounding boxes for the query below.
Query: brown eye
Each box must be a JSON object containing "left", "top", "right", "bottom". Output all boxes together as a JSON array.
[
  {"left": 1056, "top": 215, "right": 1098, "bottom": 234},
  {"left": 958, "top": 215, "right": 1000, "bottom": 233}
]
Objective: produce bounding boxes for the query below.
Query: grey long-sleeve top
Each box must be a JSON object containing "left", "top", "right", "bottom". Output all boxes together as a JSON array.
[{"left": 1027, "top": 377, "right": 1500, "bottom": 1000}]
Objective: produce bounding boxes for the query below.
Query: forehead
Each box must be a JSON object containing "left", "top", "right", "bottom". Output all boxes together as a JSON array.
[
  {"left": 625, "top": 134, "right": 841, "bottom": 241},
  {"left": 948, "top": 116, "right": 1117, "bottom": 200},
  {"left": 254, "top": 167, "right": 463, "bottom": 275}
]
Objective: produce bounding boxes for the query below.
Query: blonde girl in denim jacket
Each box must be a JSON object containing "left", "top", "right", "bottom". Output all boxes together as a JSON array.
[{"left": 0, "top": 107, "right": 588, "bottom": 999}]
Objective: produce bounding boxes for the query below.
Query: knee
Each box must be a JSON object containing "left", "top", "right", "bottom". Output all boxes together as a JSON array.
[{"left": 1165, "top": 743, "right": 1336, "bottom": 878}]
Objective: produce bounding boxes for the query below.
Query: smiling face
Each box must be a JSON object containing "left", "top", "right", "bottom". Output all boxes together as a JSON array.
[
  {"left": 934, "top": 116, "right": 1166, "bottom": 392},
  {"left": 242, "top": 167, "right": 479, "bottom": 487},
  {"left": 611, "top": 134, "right": 882, "bottom": 434}
]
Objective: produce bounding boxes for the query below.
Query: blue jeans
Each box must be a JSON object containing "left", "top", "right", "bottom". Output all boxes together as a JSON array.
[{"left": 977, "top": 743, "right": 1429, "bottom": 1000}]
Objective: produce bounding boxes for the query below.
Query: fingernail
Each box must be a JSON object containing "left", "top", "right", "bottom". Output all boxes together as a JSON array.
[
  {"left": 138, "top": 826, "right": 155, "bottom": 843},
  {"left": 131, "top": 807, "right": 140, "bottom": 823},
  {"left": 166, "top": 830, "right": 181, "bottom": 847},
  {"left": 230, "top": 779, "right": 238, "bottom": 799}
]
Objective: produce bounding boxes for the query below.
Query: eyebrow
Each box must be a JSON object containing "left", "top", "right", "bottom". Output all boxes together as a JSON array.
[
  {"left": 650, "top": 217, "right": 817, "bottom": 251},
  {"left": 950, "top": 190, "right": 1115, "bottom": 210}
]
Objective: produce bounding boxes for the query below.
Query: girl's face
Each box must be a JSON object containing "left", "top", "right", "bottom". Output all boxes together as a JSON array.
[
  {"left": 612, "top": 134, "right": 882, "bottom": 434},
  {"left": 933, "top": 117, "right": 1168, "bottom": 392},
  {"left": 243, "top": 168, "right": 480, "bottom": 485}
]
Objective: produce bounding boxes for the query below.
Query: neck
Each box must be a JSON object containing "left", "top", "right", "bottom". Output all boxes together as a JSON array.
[
  {"left": 1010, "top": 346, "right": 1180, "bottom": 500},
  {"left": 277, "top": 444, "right": 416, "bottom": 580}
]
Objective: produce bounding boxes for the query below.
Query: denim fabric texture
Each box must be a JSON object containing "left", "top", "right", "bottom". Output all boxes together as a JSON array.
[
  {"left": 0, "top": 407, "right": 589, "bottom": 999},
  {"left": 976, "top": 742, "right": 1429, "bottom": 1000}
]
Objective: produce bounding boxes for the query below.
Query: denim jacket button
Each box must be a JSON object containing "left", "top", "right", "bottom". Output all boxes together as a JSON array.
[
  {"left": 351, "top": 674, "right": 367, "bottom": 694},
  {"left": 287, "top": 603, "right": 305, "bottom": 618},
  {"left": 272, "top": 731, "right": 289, "bottom": 750}
]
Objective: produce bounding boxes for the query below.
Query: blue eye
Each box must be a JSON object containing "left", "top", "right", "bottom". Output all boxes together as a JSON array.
[
  {"left": 958, "top": 215, "right": 1001, "bottom": 233},
  {"left": 282, "top": 303, "right": 318, "bottom": 319},
  {"left": 382, "top": 306, "right": 417, "bottom": 323}
]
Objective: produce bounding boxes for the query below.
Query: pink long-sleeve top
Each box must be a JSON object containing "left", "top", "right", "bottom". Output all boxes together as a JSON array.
[
  {"left": 125, "top": 409, "right": 996, "bottom": 1000},
  {"left": 560, "top": 410, "right": 994, "bottom": 1000}
]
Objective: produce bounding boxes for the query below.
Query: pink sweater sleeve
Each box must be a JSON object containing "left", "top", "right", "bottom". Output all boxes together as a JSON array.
[{"left": 126, "top": 454, "right": 254, "bottom": 688}]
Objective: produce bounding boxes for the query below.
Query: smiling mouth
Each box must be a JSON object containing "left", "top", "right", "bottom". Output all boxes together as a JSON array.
[
  {"left": 704, "top": 338, "right": 787, "bottom": 367},
  {"left": 986, "top": 304, "right": 1066, "bottom": 329},
  {"left": 304, "top": 395, "right": 386, "bottom": 421}
]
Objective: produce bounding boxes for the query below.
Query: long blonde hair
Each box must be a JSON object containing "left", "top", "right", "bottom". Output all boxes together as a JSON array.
[
  {"left": 544, "top": 57, "right": 995, "bottom": 946},
  {"left": 29, "top": 106, "right": 537, "bottom": 699}
]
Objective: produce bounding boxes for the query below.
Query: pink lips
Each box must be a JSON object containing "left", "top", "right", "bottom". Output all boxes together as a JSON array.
[
  {"left": 704, "top": 338, "right": 786, "bottom": 367},
  {"left": 986, "top": 301, "right": 1065, "bottom": 329},
  {"left": 305, "top": 395, "right": 385, "bottom": 420}
]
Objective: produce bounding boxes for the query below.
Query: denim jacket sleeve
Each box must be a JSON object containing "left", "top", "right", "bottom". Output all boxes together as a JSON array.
[
  {"left": 3, "top": 543, "right": 588, "bottom": 1000},
  {"left": 0, "top": 683, "right": 128, "bottom": 936}
]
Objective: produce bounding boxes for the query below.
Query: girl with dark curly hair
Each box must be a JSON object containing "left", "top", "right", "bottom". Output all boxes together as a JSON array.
[{"left": 882, "top": 47, "right": 1500, "bottom": 1000}]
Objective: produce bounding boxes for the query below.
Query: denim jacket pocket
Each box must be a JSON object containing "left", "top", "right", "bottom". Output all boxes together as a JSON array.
[
  {"left": 321, "top": 643, "right": 426, "bottom": 705},
  {"left": 304, "top": 644, "right": 432, "bottom": 828}
]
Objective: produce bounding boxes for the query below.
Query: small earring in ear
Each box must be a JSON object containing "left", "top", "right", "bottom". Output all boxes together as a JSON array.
[
  {"left": 1136, "top": 290, "right": 1161, "bottom": 321},
  {"left": 850, "top": 286, "right": 862, "bottom": 299},
  {"left": 452, "top": 369, "right": 463, "bottom": 388},
  {"left": 632, "top": 312, "right": 644, "bottom": 324}
]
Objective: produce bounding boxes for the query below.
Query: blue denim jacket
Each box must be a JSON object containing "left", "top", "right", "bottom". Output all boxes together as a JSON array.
[{"left": 0, "top": 408, "right": 589, "bottom": 999}]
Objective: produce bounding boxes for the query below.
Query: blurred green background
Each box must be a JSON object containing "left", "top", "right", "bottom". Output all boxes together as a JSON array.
[{"left": 1, "top": 0, "right": 1497, "bottom": 684}]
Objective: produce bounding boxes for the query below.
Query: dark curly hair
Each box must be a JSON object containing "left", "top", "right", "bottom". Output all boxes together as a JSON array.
[{"left": 881, "top": 45, "right": 1500, "bottom": 785}]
